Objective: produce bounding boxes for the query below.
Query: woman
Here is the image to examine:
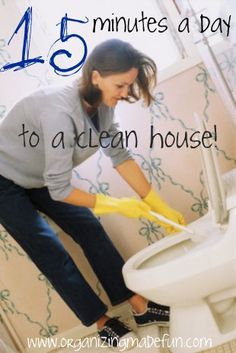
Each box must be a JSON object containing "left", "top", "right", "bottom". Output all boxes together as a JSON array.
[{"left": 0, "top": 39, "right": 185, "bottom": 349}]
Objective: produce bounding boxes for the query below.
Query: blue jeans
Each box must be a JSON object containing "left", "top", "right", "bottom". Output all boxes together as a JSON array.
[{"left": 0, "top": 175, "right": 134, "bottom": 326}]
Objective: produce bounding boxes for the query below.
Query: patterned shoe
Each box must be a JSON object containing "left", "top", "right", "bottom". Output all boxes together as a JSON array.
[
  {"left": 132, "top": 301, "right": 170, "bottom": 327},
  {"left": 98, "top": 317, "right": 137, "bottom": 351}
]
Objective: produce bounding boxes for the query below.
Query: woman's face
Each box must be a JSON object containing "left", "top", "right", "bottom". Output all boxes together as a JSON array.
[{"left": 92, "top": 67, "right": 138, "bottom": 107}]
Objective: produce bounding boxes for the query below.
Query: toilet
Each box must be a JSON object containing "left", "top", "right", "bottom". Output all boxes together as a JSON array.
[{"left": 122, "top": 116, "right": 236, "bottom": 352}]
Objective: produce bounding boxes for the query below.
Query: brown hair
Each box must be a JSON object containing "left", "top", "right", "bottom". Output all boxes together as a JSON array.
[{"left": 79, "top": 39, "right": 157, "bottom": 107}]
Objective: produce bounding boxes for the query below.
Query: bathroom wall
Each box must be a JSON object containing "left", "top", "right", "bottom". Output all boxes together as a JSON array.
[
  {"left": 0, "top": 317, "right": 18, "bottom": 353},
  {"left": 0, "top": 0, "right": 236, "bottom": 351}
]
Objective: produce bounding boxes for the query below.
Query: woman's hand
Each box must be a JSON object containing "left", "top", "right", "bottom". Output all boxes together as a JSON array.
[
  {"left": 94, "top": 194, "right": 158, "bottom": 223},
  {"left": 143, "top": 188, "right": 186, "bottom": 234}
]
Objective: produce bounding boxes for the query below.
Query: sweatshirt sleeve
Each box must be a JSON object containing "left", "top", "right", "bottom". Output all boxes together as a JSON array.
[
  {"left": 101, "top": 119, "right": 134, "bottom": 167},
  {"left": 40, "top": 110, "right": 76, "bottom": 201}
]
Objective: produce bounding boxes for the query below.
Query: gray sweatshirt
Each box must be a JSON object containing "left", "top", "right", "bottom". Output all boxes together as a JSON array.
[{"left": 0, "top": 80, "right": 133, "bottom": 200}]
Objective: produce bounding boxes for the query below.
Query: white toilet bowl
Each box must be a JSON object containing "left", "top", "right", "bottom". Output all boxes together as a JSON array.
[
  {"left": 123, "top": 209, "right": 236, "bottom": 305},
  {"left": 123, "top": 177, "right": 236, "bottom": 352},
  {"left": 122, "top": 117, "right": 236, "bottom": 352}
]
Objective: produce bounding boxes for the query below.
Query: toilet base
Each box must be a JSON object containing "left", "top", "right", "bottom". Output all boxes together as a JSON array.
[{"left": 169, "top": 300, "right": 236, "bottom": 353}]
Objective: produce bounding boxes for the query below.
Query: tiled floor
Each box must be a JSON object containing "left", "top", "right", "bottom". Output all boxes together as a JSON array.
[
  {"left": 51, "top": 313, "right": 236, "bottom": 353},
  {"left": 53, "top": 324, "right": 236, "bottom": 353},
  {"left": 53, "top": 319, "right": 170, "bottom": 353},
  {"left": 54, "top": 337, "right": 236, "bottom": 353}
]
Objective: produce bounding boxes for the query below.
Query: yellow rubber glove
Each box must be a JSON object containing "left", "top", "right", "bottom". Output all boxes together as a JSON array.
[
  {"left": 94, "top": 194, "right": 156, "bottom": 222},
  {"left": 143, "top": 188, "right": 186, "bottom": 234}
]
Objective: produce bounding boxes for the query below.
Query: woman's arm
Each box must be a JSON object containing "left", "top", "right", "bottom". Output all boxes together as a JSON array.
[
  {"left": 62, "top": 183, "right": 156, "bottom": 223},
  {"left": 62, "top": 159, "right": 185, "bottom": 229},
  {"left": 63, "top": 188, "right": 96, "bottom": 207},
  {"left": 63, "top": 160, "right": 151, "bottom": 207},
  {"left": 115, "top": 159, "right": 151, "bottom": 198},
  {"left": 115, "top": 159, "right": 186, "bottom": 231},
  {"left": 62, "top": 160, "right": 150, "bottom": 207}
]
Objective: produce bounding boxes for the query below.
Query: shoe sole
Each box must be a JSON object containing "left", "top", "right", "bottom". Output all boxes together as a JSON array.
[{"left": 136, "top": 321, "right": 170, "bottom": 327}]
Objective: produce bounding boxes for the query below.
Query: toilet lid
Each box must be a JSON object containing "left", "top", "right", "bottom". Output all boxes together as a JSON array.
[{"left": 194, "top": 113, "right": 228, "bottom": 225}]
